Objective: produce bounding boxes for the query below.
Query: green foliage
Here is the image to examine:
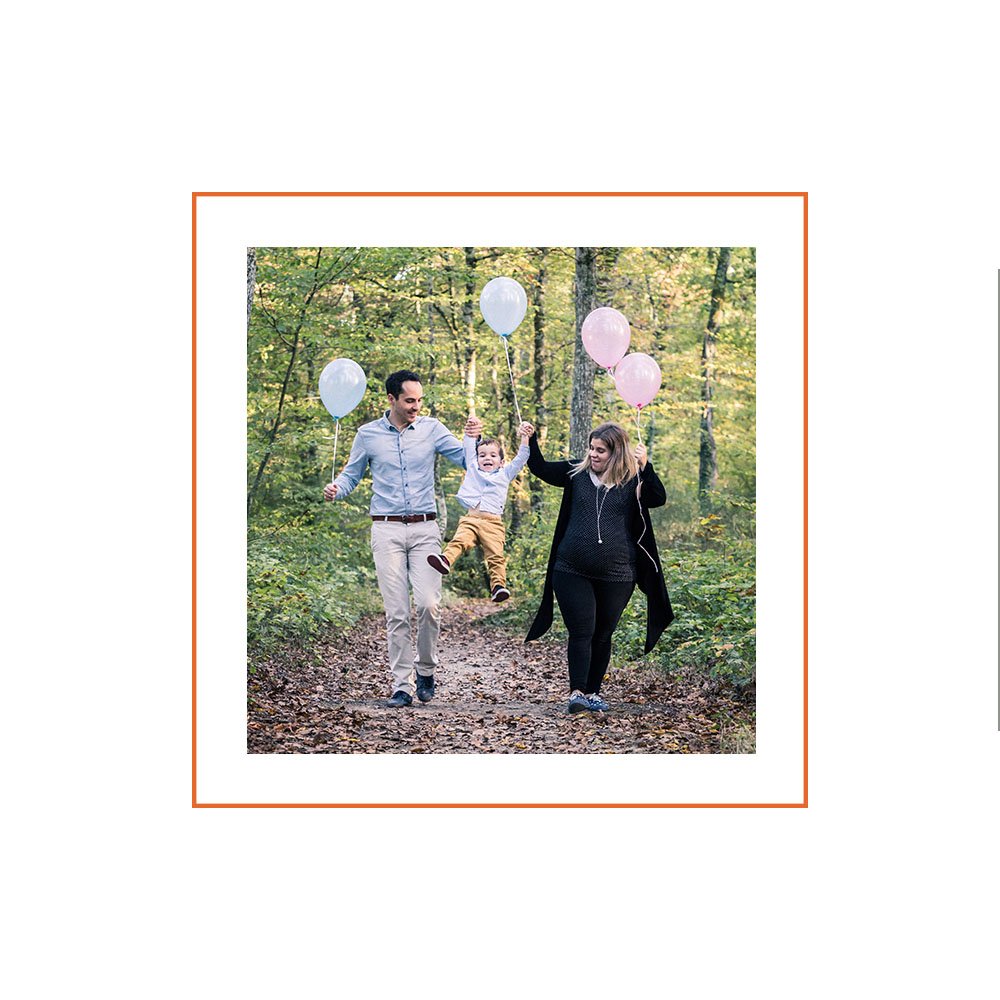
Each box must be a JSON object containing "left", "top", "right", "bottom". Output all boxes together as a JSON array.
[
  {"left": 610, "top": 538, "right": 755, "bottom": 690},
  {"left": 247, "top": 246, "right": 757, "bottom": 693},
  {"left": 247, "top": 530, "right": 381, "bottom": 659}
]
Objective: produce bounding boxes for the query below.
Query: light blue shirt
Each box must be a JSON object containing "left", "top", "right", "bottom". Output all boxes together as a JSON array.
[
  {"left": 333, "top": 412, "right": 466, "bottom": 515},
  {"left": 456, "top": 437, "right": 529, "bottom": 515}
]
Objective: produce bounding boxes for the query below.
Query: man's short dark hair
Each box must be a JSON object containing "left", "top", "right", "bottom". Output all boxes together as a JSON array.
[{"left": 385, "top": 370, "right": 422, "bottom": 398}]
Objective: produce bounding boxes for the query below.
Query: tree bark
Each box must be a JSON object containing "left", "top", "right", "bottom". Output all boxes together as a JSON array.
[
  {"left": 530, "top": 248, "right": 548, "bottom": 512},
  {"left": 698, "top": 247, "right": 731, "bottom": 513},
  {"left": 462, "top": 247, "right": 477, "bottom": 415},
  {"left": 246, "top": 247, "right": 256, "bottom": 332},
  {"left": 595, "top": 247, "right": 620, "bottom": 307},
  {"left": 570, "top": 247, "right": 597, "bottom": 459},
  {"left": 426, "top": 274, "right": 448, "bottom": 533}
]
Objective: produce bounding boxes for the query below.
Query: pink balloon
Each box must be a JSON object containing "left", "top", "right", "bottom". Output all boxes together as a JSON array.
[
  {"left": 615, "top": 353, "right": 662, "bottom": 409},
  {"left": 582, "top": 307, "right": 631, "bottom": 369}
]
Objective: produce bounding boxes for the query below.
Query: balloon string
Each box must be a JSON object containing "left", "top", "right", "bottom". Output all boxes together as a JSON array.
[
  {"left": 331, "top": 418, "right": 340, "bottom": 485},
  {"left": 502, "top": 337, "right": 523, "bottom": 426},
  {"left": 635, "top": 407, "right": 642, "bottom": 437}
]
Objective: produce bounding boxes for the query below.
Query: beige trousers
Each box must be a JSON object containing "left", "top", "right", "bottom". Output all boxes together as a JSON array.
[
  {"left": 370, "top": 519, "right": 442, "bottom": 696},
  {"left": 442, "top": 509, "right": 508, "bottom": 588}
]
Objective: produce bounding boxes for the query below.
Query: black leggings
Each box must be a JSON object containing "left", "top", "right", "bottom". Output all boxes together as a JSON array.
[{"left": 552, "top": 570, "right": 635, "bottom": 694}]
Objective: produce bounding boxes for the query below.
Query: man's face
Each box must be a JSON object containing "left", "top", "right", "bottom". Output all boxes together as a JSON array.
[
  {"left": 477, "top": 443, "right": 503, "bottom": 472},
  {"left": 388, "top": 380, "right": 423, "bottom": 425}
]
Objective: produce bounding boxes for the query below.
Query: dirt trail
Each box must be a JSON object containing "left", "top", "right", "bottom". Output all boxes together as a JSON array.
[{"left": 248, "top": 599, "right": 749, "bottom": 754}]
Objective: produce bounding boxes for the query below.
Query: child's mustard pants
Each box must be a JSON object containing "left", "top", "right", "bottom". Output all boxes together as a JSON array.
[{"left": 442, "top": 509, "right": 508, "bottom": 588}]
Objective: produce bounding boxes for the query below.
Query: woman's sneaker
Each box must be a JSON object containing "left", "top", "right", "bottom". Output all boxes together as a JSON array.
[
  {"left": 567, "top": 693, "right": 592, "bottom": 714},
  {"left": 586, "top": 693, "right": 610, "bottom": 712},
  {"left": 427, "top": 553, "right": 451, "bottom": 574},
  {"left": 490, "top": 584, "right": 510, "bottom": 603}
]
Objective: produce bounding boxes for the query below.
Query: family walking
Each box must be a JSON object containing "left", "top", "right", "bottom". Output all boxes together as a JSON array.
[{"left": 324, "top": 370, "right": 673, "bottom": 714}]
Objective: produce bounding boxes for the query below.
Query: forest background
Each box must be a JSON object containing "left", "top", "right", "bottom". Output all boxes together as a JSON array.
[{"left": 247, "top": 246, "right": 756, "bottom": 696}]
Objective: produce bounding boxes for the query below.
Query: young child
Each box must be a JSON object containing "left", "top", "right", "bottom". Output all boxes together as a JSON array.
[{"left": 428, "top": 420, "right": 535, "bottom": 602}]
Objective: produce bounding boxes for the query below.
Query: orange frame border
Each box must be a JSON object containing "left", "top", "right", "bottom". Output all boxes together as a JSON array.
[{"left": 192, "top": 191, "right": 808, "bottom": 809}]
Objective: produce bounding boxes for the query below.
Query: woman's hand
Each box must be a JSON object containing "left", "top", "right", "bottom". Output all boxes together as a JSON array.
[
  {"left": 634, "top": 443, "right": 648, "bottom": 470},
  {"left": 517, "top": 421, "right": 535, "bottom": 440}
]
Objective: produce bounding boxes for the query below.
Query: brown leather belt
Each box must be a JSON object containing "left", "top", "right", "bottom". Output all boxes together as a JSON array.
[{"left": 370, "top": 513, "right": 437, "bottom": 523}]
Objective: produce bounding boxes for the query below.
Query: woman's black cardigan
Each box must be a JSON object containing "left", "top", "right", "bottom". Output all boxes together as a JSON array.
[{"left": 524, "top": 433, "right": 674, "bottom": 654}]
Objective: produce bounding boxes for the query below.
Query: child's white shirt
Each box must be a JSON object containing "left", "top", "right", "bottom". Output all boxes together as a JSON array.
[{"left": 455, "top": 437, "right": 529, "bottom": 514}]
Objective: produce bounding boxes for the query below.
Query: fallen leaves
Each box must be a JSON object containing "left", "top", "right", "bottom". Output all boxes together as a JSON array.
[{"left": 247, "top": 599, "right": 754, "bottom": 755}]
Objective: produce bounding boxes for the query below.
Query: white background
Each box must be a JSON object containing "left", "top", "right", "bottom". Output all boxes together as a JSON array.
[
  {"left": 197, "top": 194, "right": 803, "bottom": 805},
  {"left": 5, "top": 2, "right": 998, "bottom": 998}
]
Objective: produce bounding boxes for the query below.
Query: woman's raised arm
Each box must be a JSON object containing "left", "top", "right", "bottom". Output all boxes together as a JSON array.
[{"left": 526, "top": 431, "right": 572, "bottom": 487}]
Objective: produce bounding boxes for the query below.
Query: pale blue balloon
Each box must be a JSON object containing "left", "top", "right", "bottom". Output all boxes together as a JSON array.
[
  {"left": 480, "top": 276, "right": 527, "bottom": 337},
  {"left": 319, "top": 358, "right": 367, "bottom": 419}
]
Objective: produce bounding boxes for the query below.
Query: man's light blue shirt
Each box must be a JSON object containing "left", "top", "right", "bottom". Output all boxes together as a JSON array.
[{"left": 333, "top": 412, "right": 466, "bottom": 515}]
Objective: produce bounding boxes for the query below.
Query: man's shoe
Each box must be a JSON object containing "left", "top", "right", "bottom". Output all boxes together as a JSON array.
[
  {"left": 416, "top": 673, "right": 435, "bottom": 703},
  {"left": 567, "top": 693, "right": 592, "bottom": 714},
  {"left": 586, "top": 693, "right": 610, "bottom": 712},
  {"left": 490, "top": 584, "right": 510, "bottom": 603},
  {"left": 386, "top": 690, "right": 413, "bottom": 708},
  {"left": 427, "top": 553, "right": 451, "bottom": 575}
]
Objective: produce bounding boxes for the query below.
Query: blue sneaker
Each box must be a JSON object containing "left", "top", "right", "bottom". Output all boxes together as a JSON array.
[
  {"left": 567, "top": 693, "right": 591, "bottom": 714},
  {"left": 586, "top": 693, "right": 610, "bottom": 712},
  {"left": 416, "top": 672, "right": 435, "bottom": 703}
]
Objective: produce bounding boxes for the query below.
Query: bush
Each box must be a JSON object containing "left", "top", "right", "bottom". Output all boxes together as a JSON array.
[
  {"left": 614, "top": 538, "right": 755, "bottom": 690},
  {"left": 247, "top": 530, "right": 380, "bottom": 660}
]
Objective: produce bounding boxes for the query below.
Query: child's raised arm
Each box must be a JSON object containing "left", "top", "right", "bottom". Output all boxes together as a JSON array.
[{"left": 503, "top": 422, "right": 535, "bottom": 482}]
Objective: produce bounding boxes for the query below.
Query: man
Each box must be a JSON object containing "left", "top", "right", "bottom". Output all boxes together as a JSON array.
[{"left": 324, "top": 370, "right": 481, "bottom": 707}]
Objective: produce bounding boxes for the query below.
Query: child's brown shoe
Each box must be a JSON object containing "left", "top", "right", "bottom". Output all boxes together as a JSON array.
[{"left": 427, "top": 553, "right": 451, "bottom": 575}]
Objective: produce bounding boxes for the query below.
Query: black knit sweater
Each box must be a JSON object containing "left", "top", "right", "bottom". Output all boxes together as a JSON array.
[
  {"left": 553, "top": 472, "right": 637, "bottom": 581},
  {"left": 524, "top": 433, "right": 674, "bottom": 654}
]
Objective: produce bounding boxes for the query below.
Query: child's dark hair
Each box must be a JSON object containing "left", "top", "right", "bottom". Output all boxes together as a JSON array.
[
  {"left": 385, "top": 370, "right": 422, "bottom": 398},
  {"left": 477, "top": 436, "right": 505, "bottom": 461}
]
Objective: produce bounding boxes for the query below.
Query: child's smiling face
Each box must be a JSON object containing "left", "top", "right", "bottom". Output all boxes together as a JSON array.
[{"left": 477, "top": 443, "right": 503, "bottom": 472}]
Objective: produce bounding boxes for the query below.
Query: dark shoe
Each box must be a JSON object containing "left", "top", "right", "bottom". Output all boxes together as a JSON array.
[
  {"left": 427, "top": 553, "right": 451, "bottom": 575},
  {"left": 490, "top": 584, "right": 510, "bottom": 603},
  {"left": 386, "top": 690, "right": 413, "bottom": 708},
  {"left": 586, "top": 693, "right": 610, "bottom": 712},
  {"left": 416, "top": 673, "right": 435, "bottom": 703},
  {"left": 567, "top": 693, "right": 592, "bottom": 714}
]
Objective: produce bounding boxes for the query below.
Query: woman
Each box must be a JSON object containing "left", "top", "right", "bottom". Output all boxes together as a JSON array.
[{"left": 525, "top": 422, "right": 673, "bottom": 714}]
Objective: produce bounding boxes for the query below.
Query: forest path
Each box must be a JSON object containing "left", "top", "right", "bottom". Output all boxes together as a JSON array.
[{"left": 248, "top": 599, "right": 746, "bottom": 754}]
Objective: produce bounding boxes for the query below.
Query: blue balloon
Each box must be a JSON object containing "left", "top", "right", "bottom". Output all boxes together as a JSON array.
[
  {"left": 319, "top": 358, "right": 367, "bottom": 419},
  {"left": 480, "top": 277, "right": 527, "bottom": 337}
]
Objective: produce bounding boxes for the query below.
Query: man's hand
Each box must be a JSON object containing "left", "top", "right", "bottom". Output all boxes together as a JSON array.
[
  {"left": 464, "top": 416, "right": 483, "bottom": 438},
  {"left": 323, "top": 483, "right": 338, "bottom": 501},
  {"left": 634, "top": 443, "right": 648, "bottom": 470},
  {"left": 517, "top": 421, "right": 535, "bottom": 440}
]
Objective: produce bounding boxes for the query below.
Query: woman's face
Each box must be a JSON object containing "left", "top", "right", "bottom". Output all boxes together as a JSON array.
[{"left": 589, "top": 437, "right": 612, "bottom": 474}]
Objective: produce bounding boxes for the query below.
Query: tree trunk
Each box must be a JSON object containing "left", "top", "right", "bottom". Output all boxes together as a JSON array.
[
  {"left": 530, "top": 248, "right": 548, "bottom": 513},
  {"left": 698, "top": 247, "right": 731, "bottom": 513},
  {"left": 570, "top": 247, "right": 597, "bottom": 459},
  {"left": 462, "top": 246, "right": 477, "bottom": 415},
  {"left": 426, "top": 275, "right": 448, "bottom": 533},
  {"left": 246, "top": 247, "right": 256, "bottom": 331},
  {"left": 595, "top": 247, "right": 620, "bottom": 307}
]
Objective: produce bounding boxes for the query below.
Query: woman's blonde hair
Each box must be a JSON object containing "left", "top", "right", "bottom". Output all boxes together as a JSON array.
[{"left": 570, "top": 422, "right": 638, "bottom": 487}]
